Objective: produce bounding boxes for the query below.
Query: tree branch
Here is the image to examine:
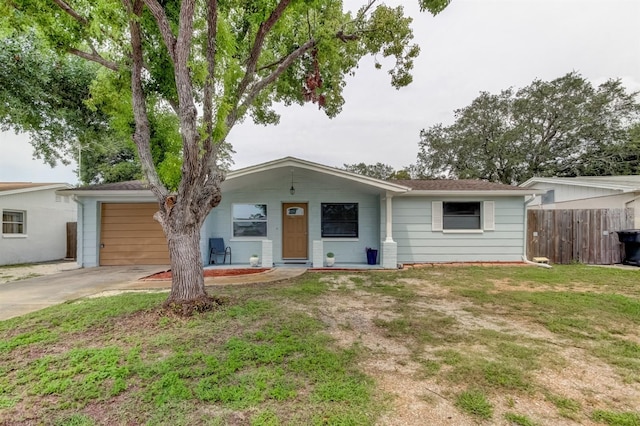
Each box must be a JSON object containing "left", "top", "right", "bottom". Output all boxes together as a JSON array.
[
  {"left": 173, "top": 0, "right": 202, "bottom": 211},
  {"left": 202, "top": 0, "right": 218, "bottom": 175},
  {"left": 51, "top": 0, "right": 89, "bottom": 26},
  {"left": 126, "top": 0, "right": 165, "bottom": 199},
  {"left": 228, "top": 39, "right": 316, "bottom": 129},
  {"left": 235, "top": 0, "right": 292, "bottom": 101},
  {"left": 143, "top": 0, "right": 177, "bottom": 62},
  {"left": 68, "top": 48, "right": 119, "bottom": 71}
]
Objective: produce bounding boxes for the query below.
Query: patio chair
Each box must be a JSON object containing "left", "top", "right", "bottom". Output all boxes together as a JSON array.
[{"left": 209, "top": 238, "right": 232, "bottom": 265}]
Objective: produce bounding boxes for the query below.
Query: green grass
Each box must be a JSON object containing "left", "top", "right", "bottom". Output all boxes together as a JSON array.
[
  {"left": 1, "top": 265, "right": 639, "bottom": 424},
  {"left": 545, "top": 392, "right": 581, "bottom": 419},
  {"left": 455, "top": 389, "right": 493, "bottom": 419},
  {"left": 0, "top": 263, "right": 32, "bottom": 269},
  {"left": 0, "top": 280, "right": 379, "bottom": 424},
  {"left": 592, "top": 410, "right": 640, "bottom": 426},
  {"left": 504, "top": 412, "right": 537, "bottom": 426}
]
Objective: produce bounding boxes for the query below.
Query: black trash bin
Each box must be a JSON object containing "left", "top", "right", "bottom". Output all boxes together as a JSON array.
[
  {"left": 366, "top": 248, "right": 378, "bottom": 265},
  {"left": 617, "top": 230, "right": 640, "bottom": 266}
]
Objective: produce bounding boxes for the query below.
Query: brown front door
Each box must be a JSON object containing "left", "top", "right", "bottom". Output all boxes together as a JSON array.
[{"left": 282, "top": 203, "right": 308, "bottom": 259}]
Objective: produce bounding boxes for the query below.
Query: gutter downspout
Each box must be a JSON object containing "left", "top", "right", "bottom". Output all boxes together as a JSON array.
[
  {"left": 522, "top": 194, "right": 552, "bottom": 268},
  {"left": 72, "top": 195, "right": 83, "bottom": 268}
]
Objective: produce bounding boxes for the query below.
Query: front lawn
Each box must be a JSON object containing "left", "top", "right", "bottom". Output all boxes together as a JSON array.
[{"left": 1, "top": 265, "right": 639, "bottom": 425}]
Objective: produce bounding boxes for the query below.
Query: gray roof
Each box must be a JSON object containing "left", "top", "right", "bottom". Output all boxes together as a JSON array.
[
  {"left": 63, "top": 177, "right": 534, "bottom": 195},
  {"left": 0, "top": 182, "right": 66, "bottom": 192},
  {"left": 392, "top": 179, "right": 524, "bottom": 191},
  {"left": 60, "top": 180, "right": 149, "bottom": 191}
]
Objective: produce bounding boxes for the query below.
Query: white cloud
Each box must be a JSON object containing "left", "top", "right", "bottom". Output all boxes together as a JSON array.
[{"left": 0, "top": 131, "right": 77, "bottom": 183}]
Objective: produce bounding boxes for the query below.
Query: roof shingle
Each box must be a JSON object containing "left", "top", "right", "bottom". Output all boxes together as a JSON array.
[{"left": 391, "top": 179, "right": 525, "bottom": 191}]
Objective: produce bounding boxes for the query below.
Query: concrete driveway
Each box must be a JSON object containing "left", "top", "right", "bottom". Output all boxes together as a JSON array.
[{"left": 0, "top": 265, "right": 167, "bottom": 321}]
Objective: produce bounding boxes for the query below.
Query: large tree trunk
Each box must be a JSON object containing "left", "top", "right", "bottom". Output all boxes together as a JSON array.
[{"left": 164, "top": 216, "right": 207, "bottom": 303}]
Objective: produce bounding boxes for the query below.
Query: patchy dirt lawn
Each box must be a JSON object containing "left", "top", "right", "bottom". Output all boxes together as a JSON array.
[{"left": 310, "top": 270, "right": 640, "bottom": 425}]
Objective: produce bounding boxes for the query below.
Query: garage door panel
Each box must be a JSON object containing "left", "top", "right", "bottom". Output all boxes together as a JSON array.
[
  {"left": 101, "top": 238, "right": 170, "bottom": 249},
  {"left": 101, "top": 249, "right": 169, "bottom": 258},
  {"left": 101, "top": 223, "right": 163, "bottom": 232},
  {"left": 102, "top": 203, "right": 159, "bottom": 216},
  {"left": 100, "top": 230, "right": 167, "bottom": 239},
  {"left": 100, "top": 203, "right": 170, "bottom": 266},
  {"left": 100, "top": 255, "right": 169, "bottom": 266},
  {"left": 102, "top": 216, "right": 160, "bottom": 224}
]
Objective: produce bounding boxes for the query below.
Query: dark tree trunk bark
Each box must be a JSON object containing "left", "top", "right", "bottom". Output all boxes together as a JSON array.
[{"left": 163, "top": 214, "right": 208, "bottom": 304}]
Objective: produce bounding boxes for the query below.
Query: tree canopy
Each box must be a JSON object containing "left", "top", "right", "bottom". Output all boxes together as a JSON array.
[
  {"left": 0, "top": 34, "right": 129, "bottom": 181},
  {"left": 342, "top": 162, "right": 412, "bottom": 180},
  {"left": 1, "top": 0, "right": 450, "bottom": 308},
  {"left": 416, "top": 72, "right": 640, "bottom": 184}
]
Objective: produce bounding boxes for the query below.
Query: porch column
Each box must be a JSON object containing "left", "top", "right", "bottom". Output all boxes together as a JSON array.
[
  {"left": 312, "top": 240, "right": 323, "bottom": 268},
  {"left": 261, "top": 240, "right": 273, "bottom": 267},
  {"left": 385, "top": 193, "right": 394, "bottom": 242},
  {"left": 382, "top": 192, "right": 398, "bottom": 269}
]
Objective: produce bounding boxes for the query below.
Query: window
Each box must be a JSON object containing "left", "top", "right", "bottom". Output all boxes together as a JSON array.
[
  {"left": 232, "top": 204, "right": 267, "bottom": 237},
  {"left": 2, "top": 210, "right": 26, "bottom": 234},
  {"left": 432, "top": 201, "right": 495, "bottom": 232},
  {"left": 443, "top": 202, "right": 481, "bottom": 230},
  {"left": 541, "top": 189, "right": 555, "bottom": 205},
  {"left": 321, "top": 203, "right": 358, "bottom": 238}
]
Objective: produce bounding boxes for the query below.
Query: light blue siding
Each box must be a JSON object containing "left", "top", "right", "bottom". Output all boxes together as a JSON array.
[
  {"left": 203, "top": 173, "right": 381, "bottom": 265},
  {"left": 392, "top": 196, "right": 525, "bottom": 263}
]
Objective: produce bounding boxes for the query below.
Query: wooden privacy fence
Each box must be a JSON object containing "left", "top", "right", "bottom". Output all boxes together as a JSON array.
[
  {"left": 66, "top": 222, "right": 77, "bottom": 260},
  {"left": 527, "top": 209, "right": 634, "bottom": 264}
]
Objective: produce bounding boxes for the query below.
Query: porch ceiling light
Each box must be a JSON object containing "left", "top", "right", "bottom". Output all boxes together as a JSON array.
[{"left": 289, "top": 170, "right": 295, "bottom": 195}]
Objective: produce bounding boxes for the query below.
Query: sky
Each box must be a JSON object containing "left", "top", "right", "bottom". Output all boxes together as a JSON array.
[{"left": 1, "top": 0, "right": 639, "bottom": 184}]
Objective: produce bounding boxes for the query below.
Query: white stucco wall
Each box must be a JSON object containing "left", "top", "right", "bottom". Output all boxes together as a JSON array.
[{"left": 1, "top": 188, "right": 77, "bottom": 265}]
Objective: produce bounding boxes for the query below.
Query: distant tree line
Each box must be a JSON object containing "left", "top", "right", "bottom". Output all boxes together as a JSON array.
[{"left": 345, "top": 72, "right": 640, "bottom": 184}]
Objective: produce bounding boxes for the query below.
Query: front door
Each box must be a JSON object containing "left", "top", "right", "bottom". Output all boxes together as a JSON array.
[{"left": 282, "top": 203, "right": 308, "bottom": 260}]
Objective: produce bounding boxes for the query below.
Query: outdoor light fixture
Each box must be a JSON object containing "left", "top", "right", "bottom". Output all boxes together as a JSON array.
[{"left": 289, "top": 170, "right": 295, "bottom": 195}]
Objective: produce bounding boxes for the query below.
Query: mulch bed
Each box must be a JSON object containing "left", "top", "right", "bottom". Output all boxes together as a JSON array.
[{"left": 144, "top": 268, "right": 270, "bottom": 280}]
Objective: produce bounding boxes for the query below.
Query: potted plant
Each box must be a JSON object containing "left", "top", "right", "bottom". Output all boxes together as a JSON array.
[
  {"left": 325, "top": 252, "right": 335, "bottom": 267},
  {"left": 249, "top": 254, "right": 259, "bottom": 267}
]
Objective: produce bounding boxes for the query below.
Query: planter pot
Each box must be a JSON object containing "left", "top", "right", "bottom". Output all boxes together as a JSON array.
[
  {"left": 326, "top": 257, "right": 335, "bottom": 267},
  {"left": 249, "top": 256, "right": 259, "bottom": 267}
]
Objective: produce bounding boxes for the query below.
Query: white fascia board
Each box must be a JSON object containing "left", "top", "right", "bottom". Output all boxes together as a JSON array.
[
  {"left": 399, "top": 190, "right": 545, "bottom": 197},
  {"left": 1, "top": 183, "right": 73, "bottom": 196},
  {"left": 227, "top": 156, "right": 410, "bottom": 193},
  {"left": 519, "top": 177, "right": 634, "bottom": 192}
]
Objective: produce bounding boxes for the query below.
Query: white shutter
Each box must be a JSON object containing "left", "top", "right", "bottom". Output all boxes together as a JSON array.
[
  {"left": 432, "top": 201, "right": 443, "bottom": 231},
  {"left": 483, "top": 201, "right": 495, "bottom": 231}
]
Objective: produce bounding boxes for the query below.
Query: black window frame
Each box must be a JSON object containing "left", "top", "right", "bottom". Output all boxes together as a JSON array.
[
  {"left": 321, "top": 203, "right": 359, "bottom": 238},
  {"left": 442, "top": 201, "right": 481, "bottom": 230}
]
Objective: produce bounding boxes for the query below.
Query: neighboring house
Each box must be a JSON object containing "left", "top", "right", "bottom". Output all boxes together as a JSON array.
[
  {"left": 59, "top": 157, "right": 540, "bottom": 268},
  {"left": 519, "top": 176, "right": 640, "bottom": 227},
  {"left": 1, "top": 182, "right": 76, "bottom": 265}
]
